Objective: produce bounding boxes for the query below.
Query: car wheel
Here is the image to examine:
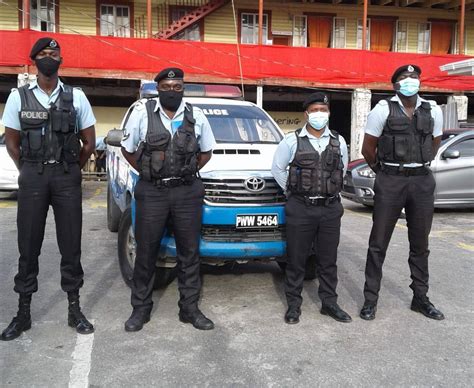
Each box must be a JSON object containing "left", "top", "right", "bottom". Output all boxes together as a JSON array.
[
  {"left": 107, "top": 183, "right": 121, "bottom": 232},
  {"left": 118, "top": 206, "right": 135, "bottom": 287}
]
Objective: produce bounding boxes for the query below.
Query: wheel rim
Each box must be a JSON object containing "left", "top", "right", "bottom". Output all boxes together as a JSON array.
[{"left": 126, "top": 225, "right": 136, "bottom": 269}]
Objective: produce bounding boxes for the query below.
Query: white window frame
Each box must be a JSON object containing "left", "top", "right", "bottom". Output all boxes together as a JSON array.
[
  {"left": 451, "top": 23, "right": 467, "bottom": 54},
  {"left": 100, "top": 4, "right": 131, "bottom": 38},
  {"left": 394, "top": 20, "right": 408, "bottom": 52},
  {"left": 332, "top": 17, "right": 346, "bottom": 49},
  {"left": 292, "top": 15, "right": 307, "bottom": 47},
  {"left": 30, "top": 0, "right": 56, "bottom": 32},
  {"left": 241, "top": 12, "right": 269, "bottom": 44},
  {"left": 417, "top": 22, "right": 431, "bottom": 54},
  {"left": 357, "top": 18, "right": 371, "bottom": 50}
]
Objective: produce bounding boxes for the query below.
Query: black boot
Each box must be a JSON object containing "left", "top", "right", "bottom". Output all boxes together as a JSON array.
[
  {"left": 1, "top": 294, "right": 32, "bottom": 341},
  {"left": 68, "top": 291, "right": 94, "bottom": 335}
]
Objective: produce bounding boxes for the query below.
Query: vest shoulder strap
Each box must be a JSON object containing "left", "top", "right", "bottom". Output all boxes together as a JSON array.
[
  {"left": 420, "top": 101, "right": 431, "bottom": 111},
  {"left": 59, "top": 85, "right": 74, "bottom": 110}
]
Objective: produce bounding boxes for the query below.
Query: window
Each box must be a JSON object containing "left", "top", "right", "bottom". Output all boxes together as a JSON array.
[
  {"left": 451, "top": 24, "right": 467, "bottom": 54},
  {"left": 449, "top": 138, "right": 474, "bottom": 158},
  {"left": 293, "top": 15, "right": 307, "bottom": 47},
  {"left": 395, "top": 21, "right": 408, "bottom": 52},
  {"left": 241, "top": 13, "right": 268, "bottom": 44},
  {"left": 357, "top": 19, "right": 371, "bottom": 49},
  {"left": 30, "top": 0, "right": 55, "bottom": 32},
  {"left": 100, "top": 4, "right": 131, "bottom": 37},
  {"left": 332, "top": 18, "right": 346, "bottom": 48},
  {"left": 417, "top": 22, "right": 431, "bottom": 53},
  {"left": 170, "top": 8, "right": 201, "bottom": 41}
]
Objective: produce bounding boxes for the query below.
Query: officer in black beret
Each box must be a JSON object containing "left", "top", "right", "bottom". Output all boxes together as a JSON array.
[
  {"left": 1, "top": 37, "right": 96, "bottom": 340},
  {"left": 360, "top": 64, "right": 444, "bottom": 321},
  {"left": 121, "top": 67, "right": 216, "bottom": 331},
  {"left": 272, "top": 92, "right": 352, "bottom": 324}
]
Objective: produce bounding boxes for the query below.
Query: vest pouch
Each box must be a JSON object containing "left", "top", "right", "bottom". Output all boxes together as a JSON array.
[
  {"left": 393, "top": 136, "right": 409, "bottom": 161},
  {"left": 50, "top": 109, "right": 67, "bottom": 133},
  {"left": 300, "top": 169, "right": 313, "bottom": 191},
  {"left": 147, "top": 132, "right": 170, "bottom": 151},
  {"left": 378, "top": 135, "right": 394, "bottom": 160},
  {"left": 63, "top": 133, "right": 80, "bottom": 162},
  {"left": 19, "top": 113, "right": 48, "bottom": 131},
  {"left": 387, "top": 117, "right": 410, "bottom": 133},
  {"left": 140, "top": 153, "right": 152, "bottom": 181},
  {"left": 173, "top": 131, "right": 191, "bottom": 154},
  {"left": 26, "top": 128, "right": 44, "bottom": 151},
  {"left": 415, "top": 113, "right": 434, "bottom": 135},
  {"left": 288, "top": 166, "right": 299, "bottom": 189},
  {"left": 151, "top": 151, "right": 165, "bottom": 176},
  {"left": 67, "top": 110, "right": 77, "bottom": 133},
  {"left": 420, "top": 136, "right": 434, "bottom": 162}
]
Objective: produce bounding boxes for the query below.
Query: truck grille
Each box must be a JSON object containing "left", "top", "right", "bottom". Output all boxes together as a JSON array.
[
  {"left": 202, "top": 178, "right": 285, "bottom": 205},
  {"left": 202, "top": 226, "right": 286, "bottom": 242}
]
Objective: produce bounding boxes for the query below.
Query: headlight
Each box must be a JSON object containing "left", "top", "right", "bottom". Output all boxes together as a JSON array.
[{"left": 357, "top": 166, "right": 376, "bottom": 178}]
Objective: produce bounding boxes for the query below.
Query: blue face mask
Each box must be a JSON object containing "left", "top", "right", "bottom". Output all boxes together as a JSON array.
[
  {"left": 398, "top": 78, "right": 420, "bottom": 97},
  {"left": 307, "top": 111, "right": 329, "bottom": 131}
]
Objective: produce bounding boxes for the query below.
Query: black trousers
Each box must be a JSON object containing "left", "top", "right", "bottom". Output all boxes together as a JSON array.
[
  {"left": 14, "top": 162, "right": 83, "bottom": 295},
  {"left": 285, "top": 196, "right": 343, "bottom": 308},
  {"left": 363, "top": 170, "right": 436, "bottom": 303},
  {"left": 131, "top": 178, "right": 204, "bottom": 313}
]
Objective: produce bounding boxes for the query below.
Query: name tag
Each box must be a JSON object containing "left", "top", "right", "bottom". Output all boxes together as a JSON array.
[{"left": 21, "top": 111, "right": 48, "bottom": 120}]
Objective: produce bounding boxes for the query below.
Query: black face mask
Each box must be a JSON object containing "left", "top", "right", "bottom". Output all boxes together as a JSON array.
[
  {"left": 159, "top": 90, "right": 184, "bottom": 111},
  {"left": 35, "top": 57, "right": 61, "bottom": 77}
]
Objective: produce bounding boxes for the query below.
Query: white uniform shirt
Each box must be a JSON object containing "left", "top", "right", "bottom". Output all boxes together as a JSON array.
[
  {"left": 364, "top": 95, "right": 443, "bottom": 167},
  {"left": 121, "top": 98, "right": 216, "bottom": 153}
]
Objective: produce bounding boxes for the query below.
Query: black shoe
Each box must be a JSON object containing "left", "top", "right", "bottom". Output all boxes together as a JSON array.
[
  {"left": 284, "top": 307, "right": 301, "bottom": 324},
  {"left": 68, "top": 310, "right": 94, "bottom": 334},
  {"left": 179, "top": 309, "right": 214, "bottom": 330},
  {"left": 321, "top": 303, "right": 352, "bottom": 323},
  {"left": 411, "top": 296, "right": 445, "bottom": 320},
  {"left": 125, "top": 309, "right": 151, "bottom": 332},
  {"left": 360, "top": 302, "right": 377, "bottom": 320},
  {"left": 1, "top": 314, "right": 32, "bottom": 341}
]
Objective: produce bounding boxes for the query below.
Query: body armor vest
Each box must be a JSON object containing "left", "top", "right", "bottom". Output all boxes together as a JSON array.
[
  {"left": 138, "top": 100, "right": 200, "bottom": 182},
  {"left": 287, "top": 129, "right": 344, "bottom": 197},
  {"left": 377, "top": 99, "right": 434, "bottom": 164},
  {"left": 18, "top": 84, "right": 79, "bottom": 164}
]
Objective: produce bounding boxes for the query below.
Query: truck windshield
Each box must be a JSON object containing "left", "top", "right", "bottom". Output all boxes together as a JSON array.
[{"left": 195, "top": 104, "right": 283, "bottom": 144}]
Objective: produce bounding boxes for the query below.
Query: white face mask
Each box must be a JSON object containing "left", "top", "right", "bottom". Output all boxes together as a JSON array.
[{"left": 307, "top": 111, "right": 329, "bottom": 130}]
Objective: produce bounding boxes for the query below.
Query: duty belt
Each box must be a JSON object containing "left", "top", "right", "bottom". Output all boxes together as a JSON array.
[
  {"left": 152, "top": 176, "right": 196, "bottom": 188},
  {"left": 381, "top": 165, "right": 429, "bottom": 177},
  {"left": 294, "top": 195, "right": 340, "bottom": 206}
]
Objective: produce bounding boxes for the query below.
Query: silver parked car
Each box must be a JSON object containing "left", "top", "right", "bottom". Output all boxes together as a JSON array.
[
  {"left": 0, "top": 133, "right": 19, "bottom": 193},
  {"left": 342, "top": 129, "right": 474, "bottom": 209}
]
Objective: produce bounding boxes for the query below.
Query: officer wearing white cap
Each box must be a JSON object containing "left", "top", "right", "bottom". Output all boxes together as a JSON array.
[
  {"left": 272, "top": 92, "right": 352, "bottom": 324},
  {"left": 1, "top": 37, "right": 96, "bottom": 341},
  {"left": 360, "top": 64, "right": 444, "bottom": 321},
  {"left": 121, "top": 67, "right": 216, "bottom": 332}
]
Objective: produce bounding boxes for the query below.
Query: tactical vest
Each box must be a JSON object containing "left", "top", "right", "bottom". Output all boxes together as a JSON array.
[
  {"left": 287, "top": 129, "right": 344, "bottom": 197},
  {"left": 138, "top": 100, "right": 200, "bottom": 182},
  {"left": 18, "top": 84, "right": 80, "bottom": 164},
  {"left": 377, "top": 99, "right": 434, "bottom": 164}
]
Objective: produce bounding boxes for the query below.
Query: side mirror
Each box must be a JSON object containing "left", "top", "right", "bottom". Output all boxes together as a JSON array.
[
  {"left": 105, "top": 129, "right": 123, "bottom": 147},
  {"left": 442, "top": 149, "right": 460, "bottom": 160}
]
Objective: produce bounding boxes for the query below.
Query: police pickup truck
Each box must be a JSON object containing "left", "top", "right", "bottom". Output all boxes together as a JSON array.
[{"left": 106, "top": 84, "right": 299, "bottom": 287}]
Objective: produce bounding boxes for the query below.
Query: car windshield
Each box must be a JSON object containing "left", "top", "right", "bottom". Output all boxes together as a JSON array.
[{"left": 194, "top": 104, "right": 282, "bottom": 144}]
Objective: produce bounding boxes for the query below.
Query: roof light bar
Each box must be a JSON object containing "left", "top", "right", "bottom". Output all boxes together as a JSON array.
[{"left": 139, "top": 82, "right": 242, "bottom": 99}]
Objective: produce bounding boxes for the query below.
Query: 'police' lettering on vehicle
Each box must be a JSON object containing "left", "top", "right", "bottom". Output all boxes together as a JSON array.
[{"left": 202, "top": 109, "right": 229, "bottom": 116}]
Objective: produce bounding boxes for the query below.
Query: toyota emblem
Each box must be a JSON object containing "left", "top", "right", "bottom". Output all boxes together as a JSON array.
[{"left": 244, "top": 177, "right": 265, "bottom": 192}]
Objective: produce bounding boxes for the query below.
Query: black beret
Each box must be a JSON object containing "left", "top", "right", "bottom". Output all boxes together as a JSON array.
[
  {"left": 154, "top": 67, "right": 184, "bottom": 83},
  {"left": 391, "top": 64, "right": 421, "bottom": 84},
  {"left": 303, "top": 92, "right": 330, "bottom": 110},
  {"left": 30, "top": 37, "right": 60, "bottom": 60}
]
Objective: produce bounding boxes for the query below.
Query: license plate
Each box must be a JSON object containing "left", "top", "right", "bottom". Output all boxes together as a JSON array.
[{"left": 236, "top": 214, "right": 278, "bottom": 228}]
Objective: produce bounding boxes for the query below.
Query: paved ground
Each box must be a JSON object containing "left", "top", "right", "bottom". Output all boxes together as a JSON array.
[{"left": 0, "top": 181, "right": 473, "bottom": 387}]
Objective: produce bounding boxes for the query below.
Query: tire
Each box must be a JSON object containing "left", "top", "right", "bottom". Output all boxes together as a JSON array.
[
  {"left": 117, "top": 205, "right": 176, "bottom": 289},
  {"left": 117, "top": 206, "right": 135, "bottom": 287},
  {"left": 107, "top": 183, "right": 121, "bottom": 232}
]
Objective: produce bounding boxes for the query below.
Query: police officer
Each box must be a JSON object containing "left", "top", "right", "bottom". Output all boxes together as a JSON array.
[
  {"left": 272, "top": 92, "right": 352, "bottom": 324},
  {"left": 1, "top": 38, "right": 96, "bottom": 341},
  {"left": 360, "top": 64, "right": 444, "bottom": 321},
  {"left": 121, "top": 67, "right": 216, "bottom": 331}
]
